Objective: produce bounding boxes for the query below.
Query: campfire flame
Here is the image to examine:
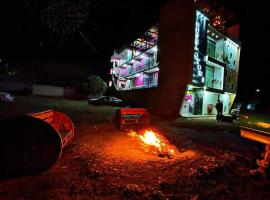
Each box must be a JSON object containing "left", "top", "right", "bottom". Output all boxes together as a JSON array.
[
  {"left": 128, "top": 130, "right": 178, "bottom": 158},
  {"left": 139, "top": 131, "right": 161, "bottom": 149}
]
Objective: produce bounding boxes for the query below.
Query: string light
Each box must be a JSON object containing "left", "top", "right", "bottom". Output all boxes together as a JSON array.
[{"left": 212, "top": 15, "right": 226, "bottom": 31}]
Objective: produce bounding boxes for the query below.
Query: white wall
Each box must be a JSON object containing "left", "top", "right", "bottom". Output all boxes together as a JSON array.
[
  {"left": 202, "top": 91, "right": 219, "bottom": 115},
  {"left": 202, "top": 91, "right": 235, "bottom": 115},
  {"left": 33, "top": 84, "right": 64, "bottom": 97},
  {"left": 222, "top": 93, "right": 236, "bottom": 114}
]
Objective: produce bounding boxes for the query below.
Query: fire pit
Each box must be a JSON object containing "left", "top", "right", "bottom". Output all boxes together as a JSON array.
[{"left": 128, "top": 129, "right": 179, "bottom": 159}]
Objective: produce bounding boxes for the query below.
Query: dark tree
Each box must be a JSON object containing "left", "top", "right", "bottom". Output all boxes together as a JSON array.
[{"left": 83, "top": 75, "right": 107, "bottom": 96}]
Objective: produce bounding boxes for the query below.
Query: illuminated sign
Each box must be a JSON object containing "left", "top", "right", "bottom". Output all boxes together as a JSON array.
[{"left": 192, "top": 11, "right": 209, "bottom": 86}]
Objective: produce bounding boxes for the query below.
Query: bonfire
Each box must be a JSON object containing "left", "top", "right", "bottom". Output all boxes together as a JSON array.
[{"left": 128, "top": 129, "right": 179, "bottom": 159}]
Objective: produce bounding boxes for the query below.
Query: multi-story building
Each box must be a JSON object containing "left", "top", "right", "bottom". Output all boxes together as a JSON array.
[
  {"left": 110, "top": 25, "right": 159, "bottom": 91},
  {"left": 110, "top": 0, "right": 241, "bottom": 118}
]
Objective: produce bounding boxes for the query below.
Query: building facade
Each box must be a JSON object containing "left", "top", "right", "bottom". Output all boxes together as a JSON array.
[
  {"left": 110, "top": 26, "right": 159, "bottom": 91},
  {"left": 110, "top": 0, "right": 241, "bottom": 118},
  {"left": 180, "top": 10, "right": 241, "bottom": 117}
]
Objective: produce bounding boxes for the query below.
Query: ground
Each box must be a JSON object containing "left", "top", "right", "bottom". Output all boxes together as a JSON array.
[{"left": 0, "top": 96, "right": 270, "bottom": 200}]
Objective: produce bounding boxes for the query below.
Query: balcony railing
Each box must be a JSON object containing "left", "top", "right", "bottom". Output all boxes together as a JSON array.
[
  {"left": 113, "top": 74, "right": 158, "bottom": 91},
  {"left": 118, "top": 62, "right": 158, "bottom": 78},
  {"left": 206, "top": 78, "right": 222, "bottom": 90},
  {"left": 117, "top": 46, "right": 158, "bottom": 68},
  {"left": 129, "top": 81, "right": 158, "bottom": 90},
  {"left": 215, "top": 52, "right": 224, "bottom": 62},
  {"left": 207, "top": 50, "right": 224, "bottom": 63}
]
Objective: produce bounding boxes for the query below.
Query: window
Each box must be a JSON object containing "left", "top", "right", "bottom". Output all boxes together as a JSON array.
[
  {"left": 207, "top": 39, "right": 216, "bottom": 58},
  {"left": 205, "top": 64, "right": 223, "bottom": 90}
]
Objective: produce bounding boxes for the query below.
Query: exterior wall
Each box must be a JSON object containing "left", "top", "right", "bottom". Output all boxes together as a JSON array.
[
  {"left": 156, "top": 0, "right": 195, "bottom": 117},
  {"left": 33, "top": 84, "right": 64, "bottom": 97},
  {"left": 225, "top": 24, "right": 240, "bottom": 39}
]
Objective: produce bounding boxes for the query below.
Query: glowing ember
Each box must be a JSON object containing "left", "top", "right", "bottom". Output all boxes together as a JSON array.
[{"left": 128, "top": 130, "right": 178, "bottom": 158}]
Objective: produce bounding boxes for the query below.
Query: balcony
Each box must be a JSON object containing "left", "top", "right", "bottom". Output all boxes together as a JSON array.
[
  {"left": 129, "top": 80, "right": 158, "bottom": 90},
  {"left": 206, "top": 78, "right": 222, "bottom": 90},
  {"left": 117, "top": 45, "right": 157, "bottom": 66},
  {"left": 215, "top": 52, "right": 224, "bottom": 62},
  {"left": 123, "top": 62, "right": 158, "bottom": 79},
  {"left": 207, "top": 50, "right": 224, "bottom": 63}
]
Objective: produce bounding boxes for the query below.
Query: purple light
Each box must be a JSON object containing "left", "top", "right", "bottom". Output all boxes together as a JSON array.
[{"left": 134, "top": 74, "right": 144, "bottom": 86}]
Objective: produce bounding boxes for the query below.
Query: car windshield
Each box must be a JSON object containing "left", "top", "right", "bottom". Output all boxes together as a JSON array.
[{"left": 97, "top": 96, "right": 106, "bottom": 100}]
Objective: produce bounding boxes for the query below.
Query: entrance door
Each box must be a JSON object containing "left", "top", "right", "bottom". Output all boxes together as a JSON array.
[{"left": 194, "top": 89, "right": 204, "bottom": 115}]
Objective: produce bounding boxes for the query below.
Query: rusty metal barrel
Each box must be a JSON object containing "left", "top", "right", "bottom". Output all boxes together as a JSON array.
[{"left": 0, "top": 110, "right": 74, "bottom": 179}]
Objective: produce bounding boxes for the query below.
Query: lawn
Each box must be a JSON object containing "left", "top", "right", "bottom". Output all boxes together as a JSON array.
[{"left": 0, "top": 96, "right": 269, "bottom": 200}]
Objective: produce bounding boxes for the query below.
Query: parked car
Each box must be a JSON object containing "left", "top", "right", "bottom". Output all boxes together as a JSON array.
[
  {"left": 239, "top": 94, "right": 270, "bottom": 176},
  {"left": 230, "top": 103, "right": 241, "bottom": 120},
  {"left": 240, "top": 98, "right": 270, "bottom": 133},
  {"left": 88, "top": 96, "right": 125, "bottom": 106},
  {"left": 0, "top": 91, "right": 14, "bottom": 102}
]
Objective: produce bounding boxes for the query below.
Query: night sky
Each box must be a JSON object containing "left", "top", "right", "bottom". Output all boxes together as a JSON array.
[
  {"left": 237, "top": 2, "right": 270, "bottom": 96},
  {"left": 0, "top": 1, "right": 163, "bottom": 58},
  {"left": 0, "top": 0, "right": 269, "bottom": 97}
]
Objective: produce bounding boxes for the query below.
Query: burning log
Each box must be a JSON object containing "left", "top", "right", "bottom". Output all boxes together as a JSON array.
[{"left": 128, "top": 130, "right": 178, "bottom": 159}]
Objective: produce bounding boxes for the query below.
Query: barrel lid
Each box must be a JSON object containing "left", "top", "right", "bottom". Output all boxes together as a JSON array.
[{"left": 0, "top": 115, "right": 62, "bottom": 179}]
